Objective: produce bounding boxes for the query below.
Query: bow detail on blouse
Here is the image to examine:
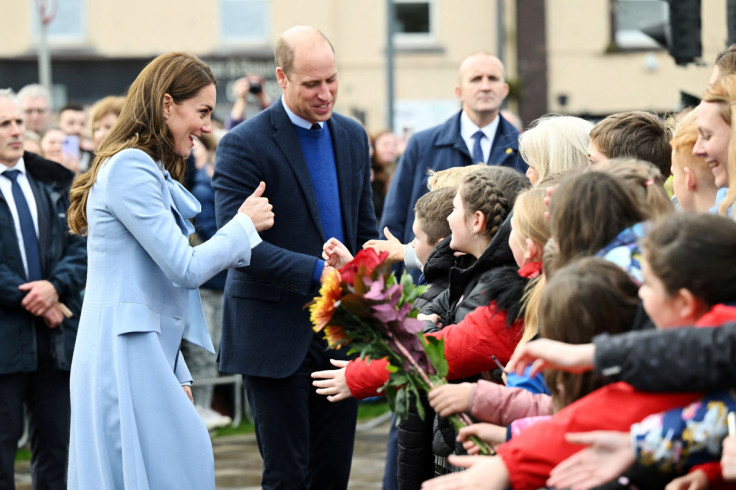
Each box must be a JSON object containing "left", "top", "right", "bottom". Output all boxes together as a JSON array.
[
  {"left": 163, "top": 169, "right": 201, "bottom": 237},
  {"left": 162, "top": 168, "right": 215, "bottom": 354}
]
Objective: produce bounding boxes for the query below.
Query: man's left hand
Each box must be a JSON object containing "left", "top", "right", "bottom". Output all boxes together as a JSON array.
[{"left": 19, "top": 280, "right": 59, "bottom": 316}]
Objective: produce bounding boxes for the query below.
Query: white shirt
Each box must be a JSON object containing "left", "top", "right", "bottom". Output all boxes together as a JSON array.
[
  {"left": 0, "top": 158, "right": 40, "bottom": 279},
  {"left": 281, "top": 97, "right": 324, "bottom": 129},
  {"left": 460, "top": 111, "right": 500, "bottom": 164}
]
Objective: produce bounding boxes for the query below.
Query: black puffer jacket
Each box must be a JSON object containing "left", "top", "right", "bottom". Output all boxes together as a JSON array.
[
  {"left": 397, "top": 235, "right": 468, "bottom": 490},
  {"left": 397, "top": 392, "right": 434, "bottom": 490},
  {"left": 422, "top": 216, "right": 516, "bottom": 332},
  {"left": 414, "top": 235, "right": 471, "bottom": 314},
  {"left": 431, "top": 262, "right": 533, "bottom": 468}
]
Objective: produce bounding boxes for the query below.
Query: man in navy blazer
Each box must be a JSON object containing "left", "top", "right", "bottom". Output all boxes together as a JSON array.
[
  {"left": 380, "top": 52, "right": 526, "bottom": 280},
  {"left": 214, "top": 26, "right": 377, "bottom": 489}
]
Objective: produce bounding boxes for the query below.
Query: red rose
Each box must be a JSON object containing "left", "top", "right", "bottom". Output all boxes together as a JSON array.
[{"left": 338, "top": 248, "right": 389, "bottom": 285}]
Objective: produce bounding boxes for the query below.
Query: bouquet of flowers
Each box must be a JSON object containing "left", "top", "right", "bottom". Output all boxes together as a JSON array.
[{"left": 308, "top": 248, "right": 493, "bottom": 455}]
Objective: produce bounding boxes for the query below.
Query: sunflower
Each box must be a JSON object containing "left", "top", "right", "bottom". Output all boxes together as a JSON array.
[
  {"left": 323, "top": 325, "right": 348, "bottom": 348},
  {"left": 309, "top": 268, "right": 343, "bottom": 332}
]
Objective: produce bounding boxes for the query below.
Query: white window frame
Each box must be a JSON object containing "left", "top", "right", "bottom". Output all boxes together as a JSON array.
[
  {"left": 613, "top": 0, "right": 667, "bottom": 50},
  {"left": 31, "top": 0, "right": 87, "bottom": 44},
  {"left": 219, "top": 0, "right": 270, "bottom": 44},
  {"left": 393, "top": 0, "right": 437, "bottom": 47}
]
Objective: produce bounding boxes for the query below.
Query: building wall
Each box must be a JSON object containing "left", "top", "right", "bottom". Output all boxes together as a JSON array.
[
  {"left": 4, "top": 1, "right": 725, "bottom": 132},
  {"left": 544, "top": 0, "right": 727, "bottom": 117},
  {"left": 2, "top": 1, "right": 508, "bottom": 134}
]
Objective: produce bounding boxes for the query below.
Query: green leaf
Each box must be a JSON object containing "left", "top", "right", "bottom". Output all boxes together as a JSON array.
[
  {"left": 412, "top": 387, "right": 426, "bottom": 421},
  {"left": 421, "top": 335, "right": 449, "bottom": 379},
  {"left": 394, "top": 386, "right": 407, "bottom": 421}
]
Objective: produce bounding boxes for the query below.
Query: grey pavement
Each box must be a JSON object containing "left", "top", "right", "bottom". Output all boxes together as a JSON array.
[{"left": 15, "top": 415, "right": 391, "bottom": 489}]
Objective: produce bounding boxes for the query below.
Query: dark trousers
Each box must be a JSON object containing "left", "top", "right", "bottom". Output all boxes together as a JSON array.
[
  {"left": 0, "top": 362, "right": 70, "bottom": 490},
  {"left": 244, "top": 337, "right": 358, "bottom": 490},
  {"left": 382, "top": 416, "right": 399, "bottom": 490}
]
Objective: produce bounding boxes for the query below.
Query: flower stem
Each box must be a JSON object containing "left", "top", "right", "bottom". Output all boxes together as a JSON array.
[
  {"left": 447, "top": 414, "right": 496, "bottom": 456},
  {"left": 390, "top": 337, "right": 433, "bottom": 389}
]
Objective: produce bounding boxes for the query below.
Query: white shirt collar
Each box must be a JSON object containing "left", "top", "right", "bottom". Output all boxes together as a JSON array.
[
  {"left": 0, "top": 157, "right": 26, "bottom": 176},
  {"left": 460, "top": 111, "right": 499, "bottom": 144},
  {"left": 281, "top": 97, "right": 324, "bottom": 130}
]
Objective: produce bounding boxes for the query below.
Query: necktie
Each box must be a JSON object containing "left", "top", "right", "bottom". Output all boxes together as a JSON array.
[
  {"left": 3, "top": 170, "right": 42, "bottom": 281},
  {"left": 311, "top": 123, "right": 321, "bottom": 130},
  {"left": 472, "top": 130, "right": 485, "bottom": 163}
]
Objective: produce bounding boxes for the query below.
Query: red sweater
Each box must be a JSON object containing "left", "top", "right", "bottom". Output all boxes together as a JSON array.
[
  {"left": 497, "top": 304, "right": 736, "bottom": 490},
  {"left": 344, "top": 262, "right": 541, "bottom": 399}
]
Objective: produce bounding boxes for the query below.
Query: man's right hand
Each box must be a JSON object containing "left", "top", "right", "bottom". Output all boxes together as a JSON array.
[{"left": 239, "top": 181, "right": 274, "bottom": 231}]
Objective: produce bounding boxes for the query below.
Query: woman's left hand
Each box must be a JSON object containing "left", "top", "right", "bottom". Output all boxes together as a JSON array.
[{"left": 182, "top": 385, "right": 193, "bottom": 404}]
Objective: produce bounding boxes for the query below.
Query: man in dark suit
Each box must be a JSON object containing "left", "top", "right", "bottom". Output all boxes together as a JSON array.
[
  {"left": 380, "top": 52, "right": 527, "bottom": 281},
  {"left": 214, "top": 26, "right": 377, "bottom": 489},
  {"left": 0, "top": 89, "right": 86, "bottom": 489}
]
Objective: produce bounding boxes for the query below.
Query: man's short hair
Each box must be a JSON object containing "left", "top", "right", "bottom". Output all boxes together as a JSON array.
[
  {"left": 17, "top": 84, "right": 50, "bottom": 103},
  {"left": 275, "top": 28, "right": 334, "bottom": 77},
  {"left": 589, "top": 111, "right": 673, "bottom": 177},
  {"left": 414, "top": 187, "right": 455, "bottom": 244},
  {"left": 0, "top": 88, "right": 19, "bottom": 106},
  {"left": 59, "top": 102, "right": 85, "bottom": 114}
]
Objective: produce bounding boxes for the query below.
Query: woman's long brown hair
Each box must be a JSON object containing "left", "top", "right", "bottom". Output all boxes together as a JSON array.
[{"left": 67, "top": 52, "right": 215, "bottom": 235}]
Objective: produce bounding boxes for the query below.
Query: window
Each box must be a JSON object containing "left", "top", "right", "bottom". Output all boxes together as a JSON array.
[
  {"left": 220, "top": 0, "right": 269, "bottom": 43},
  {"left": 613, "top": 0, "right": 667, "bottom": 50},
  {"left": 32, "top": 0, "right": 86, "bottom": 43},
  {"left": 393, "top": 0, "right": 436, "bottom": 45}
]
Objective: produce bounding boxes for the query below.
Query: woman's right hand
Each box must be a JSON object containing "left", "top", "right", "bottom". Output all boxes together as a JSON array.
[{"left": 239, "top": 181, "right": 274, "bottom": 231}]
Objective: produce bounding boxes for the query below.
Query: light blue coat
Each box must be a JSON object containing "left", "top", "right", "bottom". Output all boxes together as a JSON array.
[{"left": 68, "top": 149, "right": 259, "bottom": 489}]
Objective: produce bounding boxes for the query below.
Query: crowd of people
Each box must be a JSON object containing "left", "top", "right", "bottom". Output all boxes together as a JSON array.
[
  {"left": 316, "top": 41, "right": 736, "bottom": 490},
  {"left": 3, "top": 21, "right": 736, "bottom": 490}
]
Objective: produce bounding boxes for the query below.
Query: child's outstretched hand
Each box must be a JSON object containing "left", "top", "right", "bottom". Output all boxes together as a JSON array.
[
  {"left": 428, "top": 382, "right": 474, "bottom": 416},
  {"left": 311, "top": 359, "right": 353, "bottom": 402},
  {"left": 722, "top": 435, "right": 736, "bottom": 480},
  {"left": 547, "top": 431, "right": 634, "bottom": 490},
  {"left": 457, "top": 423, "right": 507, "bottom": 455},
  {"left": 323, "top": 237, "right": 354, "bottom": 269},
  {"left": 506, "top": 339, "right": 595, "bottom": 378},
  {"left": 362, "top": 227, "right": 406, "bottom": 263}
]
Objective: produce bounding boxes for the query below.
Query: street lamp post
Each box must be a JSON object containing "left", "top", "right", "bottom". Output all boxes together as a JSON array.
[{"left": 36, "top": 0, "right": 55, "bottom": 96}]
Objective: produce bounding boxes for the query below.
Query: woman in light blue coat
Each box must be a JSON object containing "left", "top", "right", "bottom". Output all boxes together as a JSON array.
[{"left": 65, "top": 52, "right": 274, "bottom": 489}]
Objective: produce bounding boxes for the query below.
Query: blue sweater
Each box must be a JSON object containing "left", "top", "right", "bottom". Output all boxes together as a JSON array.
[{"left": 295, "top": 124, "right": 345, "bottom": 283}]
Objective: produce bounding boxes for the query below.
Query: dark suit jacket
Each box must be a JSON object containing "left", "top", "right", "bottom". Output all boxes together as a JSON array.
[
  {"left": 0, "top": 152, "right": 87, "bottom": 374},
  {"left": 214, "top": 101, "right": 377, "bottom": 378},
  {"left": 380, "top": 111, "right": 525, "bottom": 249}
]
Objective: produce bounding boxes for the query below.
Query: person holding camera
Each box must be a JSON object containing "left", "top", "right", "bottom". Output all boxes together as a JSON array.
[{"left": 226, "top": 74, "right": 271, "bottom": 130}]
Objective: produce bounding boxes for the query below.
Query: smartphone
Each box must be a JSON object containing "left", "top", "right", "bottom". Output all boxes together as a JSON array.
[{"left": 62, "top": 135, "right": 80, "bottom": 160}]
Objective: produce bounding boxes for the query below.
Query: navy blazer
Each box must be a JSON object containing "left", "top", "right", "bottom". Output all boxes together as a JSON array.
[
  {"left": 380, "top": 111, "right": 525, "bottom": 248},
  {"left": 214, "top": 101, "right": 377, "bottom": 378},
  {"left": 0, "top": 153, "right": 86, "bottom": 374}
]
